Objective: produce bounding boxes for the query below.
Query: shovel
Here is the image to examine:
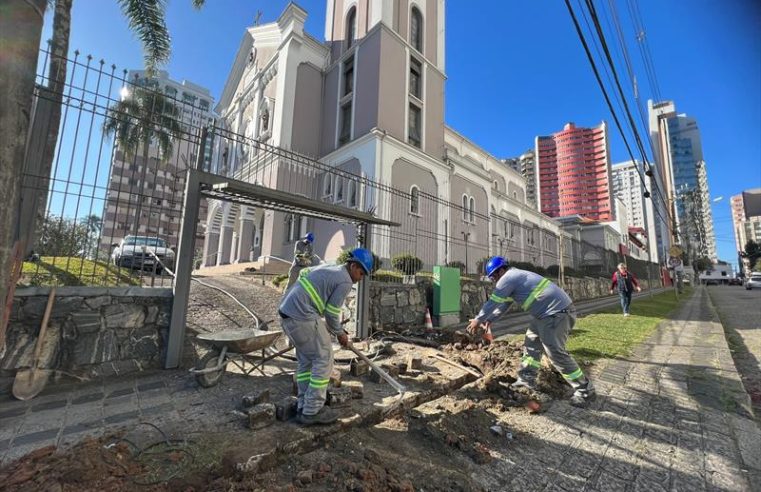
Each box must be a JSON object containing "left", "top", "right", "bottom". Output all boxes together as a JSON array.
[{"left": 13, "top": 288, "right": 56, "bottom": 400}]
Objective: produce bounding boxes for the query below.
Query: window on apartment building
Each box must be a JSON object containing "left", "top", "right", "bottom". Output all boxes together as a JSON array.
[
  {"left": 346, "top": 6, "right": 357, "bottom": 49},
  {"left": 462, "top": 195, "right": 468, "bottom": 221},
  {"left": 409, "top": 185, "right": 420, "bottom": 215},
  {"left": 469, "top": 196, "right": 475, "bottom": 222},
  {"left": 199, "top": 99, "right": 210, "bottom": 111},
  {"left": 343, "top": 56, "right": 354, "bottom": 97},
  {"left": 409, "top": 58, "right": 422, "bottom": 99},
  {"left": 410, "top": 7, "right": 423, "bottom": 53},
  {"left": 408, "top": 103, "right": 422, "bottom": 148},
  {"left": 260, "top": 106, "right": 270, "bottom": 135}
]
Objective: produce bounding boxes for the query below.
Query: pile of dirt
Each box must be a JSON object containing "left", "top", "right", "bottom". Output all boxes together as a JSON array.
[{"left": 0, "top": 438, "right": 156, "bottom": 492}]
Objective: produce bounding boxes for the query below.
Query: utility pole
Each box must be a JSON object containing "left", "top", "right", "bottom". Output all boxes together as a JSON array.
[{"left": 462, "top": 230, "right": 470, "bottom": 275}]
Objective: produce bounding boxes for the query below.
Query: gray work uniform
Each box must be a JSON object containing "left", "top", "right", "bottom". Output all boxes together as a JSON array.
[
  {"left": 475, "top": 268, "right": 588, "bottom": 390},
  {"left": 286, "top": 239, "right": 320, "bottom": 291},
  {"left": 278, "top": 264, "right": 352, "bottom": 415}
]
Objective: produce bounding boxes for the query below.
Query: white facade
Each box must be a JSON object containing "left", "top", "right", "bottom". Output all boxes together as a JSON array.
[{"left": 611, "top": 160, "right": 659, "bottom": 262}]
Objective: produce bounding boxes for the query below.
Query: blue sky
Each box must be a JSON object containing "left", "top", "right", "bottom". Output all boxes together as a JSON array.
[{"left": 41, "top": 0, "right": 761, "bottom": 264}]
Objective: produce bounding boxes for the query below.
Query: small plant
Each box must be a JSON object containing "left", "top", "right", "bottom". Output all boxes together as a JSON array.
[
  {"left": 511, "top": 261, "right": 547, "bottom": 276},
  {"left": 391, "top": 253, "right": 423, "bottom": 275},
  {"left": 447, "top": 261, "right": 466, "bottom": 274},
  {"left": 475, "top": 257, "right": 491, "bottom": 276},
  {"left": 272, "top": 274, "right": 288, "bottom": 288}
]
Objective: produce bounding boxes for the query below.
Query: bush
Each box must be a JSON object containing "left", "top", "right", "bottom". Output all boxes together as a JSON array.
[
  {"left": 510, "top": 261, "right": 547, "bottom": 276},
  {"left": 391, "top": 253, "right": 423, "bottom": 275},
  {"left": 447, "top": 261, "right": 466, "bottom": 275},
  {"left": 272, "top": 274, "right": 288, "bottom": 288},
  {"left": 546, "top": 264, "right": 586, "bottom": 278},
  {"left": 475, "top": 257, "right": 491, "bottom": 276},
  {"left": 336, "top": 248, "right": 382, "bottom": 273}
]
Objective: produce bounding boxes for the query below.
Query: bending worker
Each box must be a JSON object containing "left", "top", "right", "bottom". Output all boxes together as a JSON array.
[
  {"left": 278, "top": 248, "right": 374, "bottom": 425},
  {"left": 467, "top": 256, "right": 595, "bottom": 407},
  {"left": 286, "top": 232, "right": 321, "bottom": 291}
]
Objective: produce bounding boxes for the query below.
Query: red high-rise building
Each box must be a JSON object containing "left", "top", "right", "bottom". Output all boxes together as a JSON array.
[{"left": 535, "top": 122, "right": 613, "bottom": 221}]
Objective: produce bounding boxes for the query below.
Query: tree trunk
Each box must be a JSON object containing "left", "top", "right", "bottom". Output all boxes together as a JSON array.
[
  {"left": 132, "top": 136, "right": 152, "bottom": 237},
  {"left": 0, "top": 0, "right": 47, "bottom": 328},
  {"left": 20, "top": 0, "right": 73, "bottom": 258}
]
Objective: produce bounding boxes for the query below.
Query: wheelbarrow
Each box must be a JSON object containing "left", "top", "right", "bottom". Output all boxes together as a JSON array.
[{"left": 190, "top": 328, "right": 285, "bottom": 388}]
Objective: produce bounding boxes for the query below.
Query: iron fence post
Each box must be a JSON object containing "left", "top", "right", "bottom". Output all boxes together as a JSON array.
[{"left": 356, "top": 222, "right": 371, "bottom": 339}]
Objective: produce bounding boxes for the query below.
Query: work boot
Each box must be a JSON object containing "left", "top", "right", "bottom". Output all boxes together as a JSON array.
[
  {"left": 298, "top": 406, "right": 339, "bottom": 426},
  {"left": 510, "top": 376, "right": 537, "bottom": 391},
  {"left": 569, "top": 382, "right": 596, "bottom": 408}
]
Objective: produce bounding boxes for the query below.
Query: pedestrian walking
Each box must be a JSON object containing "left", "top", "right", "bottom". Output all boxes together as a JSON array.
[
  {"left": 285, "top": 232, "right": 321, "bottom": 291},
  {"left": 467, "top": 256, "right": 595, "bottom": 407},
  {"left": 278, "top": 248, "right": 374, "bottom": 425},
  {"left": 610, "top": 263, "right": 641, "bottom": 316}
]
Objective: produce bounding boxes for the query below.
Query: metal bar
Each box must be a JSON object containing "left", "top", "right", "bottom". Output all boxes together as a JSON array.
[
  {"left": 356, "top": 222, "right": 371, "bottom": 339},
  {"left": 346, "top": 343, "right": 406, "bottom": 396},
  {"left": 165, "top": 166, "right": 202, "bottom": 368}
]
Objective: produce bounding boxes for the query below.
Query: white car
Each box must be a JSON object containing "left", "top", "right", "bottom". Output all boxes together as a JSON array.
[
  {"left": 745, "top": 272, "right": 761, "bottom": 290},
  {"left": 111, "top": 235, "right": 175, "bottom": 273}
]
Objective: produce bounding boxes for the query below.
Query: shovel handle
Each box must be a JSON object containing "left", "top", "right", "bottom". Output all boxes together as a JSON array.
[
  {"left": 346, "top": 343, "right": 406, "bottom": 395},
  {"left": 32, "top": 288, "right": 56, "bottom": 368}
]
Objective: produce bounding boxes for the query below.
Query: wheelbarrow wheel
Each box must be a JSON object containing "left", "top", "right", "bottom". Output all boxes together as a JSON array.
[{"left": 195, "top": 351, "right": 227, "bottom": 388}]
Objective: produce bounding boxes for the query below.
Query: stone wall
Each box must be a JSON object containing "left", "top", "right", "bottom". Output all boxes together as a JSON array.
[
  {"left": 1, "top": 287, "right": 172, "bottom": 382},
  {"left": 368, "top": 276, "right": 657, "bottom": 331}
]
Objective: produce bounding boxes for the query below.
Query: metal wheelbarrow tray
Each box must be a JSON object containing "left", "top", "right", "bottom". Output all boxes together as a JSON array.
[{"left": 190, "top": 329, "right": 283, "bottom": 388}]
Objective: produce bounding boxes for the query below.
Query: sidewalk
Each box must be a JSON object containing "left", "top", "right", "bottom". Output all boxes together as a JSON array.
[{"left": 502, "top": 285, "right": 760, "bottom": 492}]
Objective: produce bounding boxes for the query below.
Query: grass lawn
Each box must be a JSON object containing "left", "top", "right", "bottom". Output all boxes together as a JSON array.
[
  {"left": 566, "top": 287, "right": 692, "bottom": 363},
  {"left": 19, "top": 256, "right": 141, "bottom": 287}
]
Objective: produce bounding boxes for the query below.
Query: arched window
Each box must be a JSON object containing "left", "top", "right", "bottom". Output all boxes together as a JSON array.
[
  {"left": 410, "top": 7, "right": 423, "bottom": 53},
  {"left": 462, "top": 194, "right": 468, "bottom": 221},
  {"left": 346, "top": 6, "right": 357, "bottom": 49},
  {"left": 469, "top": 196, "right": 475, "bottom": 222},
  {"left": 410, "top": 185, "right": 420, "bottom": 214},
  {"left": 323, "top": 174, "right": 333, "bottom": 198}
]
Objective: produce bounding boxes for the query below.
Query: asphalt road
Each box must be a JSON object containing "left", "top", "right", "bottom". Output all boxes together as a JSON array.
[{"left": 706, "top": 284, "right": 761, "bottom": 421}]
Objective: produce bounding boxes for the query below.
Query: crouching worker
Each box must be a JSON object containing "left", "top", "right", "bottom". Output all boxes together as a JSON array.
[
  {"left": 278, "top": 248, "right": 374, "bottom": 425},
  {"left": 467, "top": 256, "right": 595, "bottom": 407}
]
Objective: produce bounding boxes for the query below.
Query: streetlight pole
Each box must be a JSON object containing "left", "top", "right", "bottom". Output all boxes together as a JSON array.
[{"left": 462, "top": 230, "right": 470, "bottom": 275}]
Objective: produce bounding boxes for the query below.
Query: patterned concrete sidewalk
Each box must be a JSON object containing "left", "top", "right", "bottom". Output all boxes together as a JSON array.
[{"left": 483, "top": 286, "right": 760, "bottom": 492}]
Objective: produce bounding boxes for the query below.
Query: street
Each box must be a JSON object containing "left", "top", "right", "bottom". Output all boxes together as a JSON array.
[{"left": 707, "top": 285, "right": 761, "bottom": 423}]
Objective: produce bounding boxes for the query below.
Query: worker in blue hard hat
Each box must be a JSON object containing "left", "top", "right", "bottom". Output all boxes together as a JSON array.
[
  {"left": 467, "top": 256, "right": 595, "bottom": 407},
  {"left": 278, "top": 248, "right": 374, "bottom": 425},
  {"left": 286, "top": 232, "right": 321, "bottom": 291}
]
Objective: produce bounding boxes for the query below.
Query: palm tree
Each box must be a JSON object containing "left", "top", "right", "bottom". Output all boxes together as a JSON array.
[
  {"left": 1, "top": 0, "right": 206, "bottom": 322},
  {"left": 103, "top": 85, "right": 183, "bottom": 238}
]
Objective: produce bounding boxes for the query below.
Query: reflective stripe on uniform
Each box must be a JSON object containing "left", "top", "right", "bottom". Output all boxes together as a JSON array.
[
  {"left": 489, "top": 293, "right": 514, "bottom": 303},
  {"left": 309, "top": 377, "right": 330, "bottom": 388},
  {"left": 563, "top": 368, "right": 583, "bottom": 380},
  {"left": 296, "top": 371, "right": 311, "bottom": 382},
  {"left": 325, "top": 303, "right": 341, "bottom": 316},
  {"left": 522, "top": 278, "right": 551, "bottom": 310},
  {"left": 521, "top": 355, "right": 541, "bottom": 369},
  {"left": 298, "top": 276, "right": 325, "bottom": 314}
]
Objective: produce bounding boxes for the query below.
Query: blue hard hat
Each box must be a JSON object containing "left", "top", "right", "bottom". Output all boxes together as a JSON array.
[
  {"left": 348, "top": 248, "right": 374, "bottom": 274},
  {"left": 305, "top": 232, "right": 315, "bottom": 243},
  {"left": 485, "top": 256, "right": 509, "bottom": 277}
]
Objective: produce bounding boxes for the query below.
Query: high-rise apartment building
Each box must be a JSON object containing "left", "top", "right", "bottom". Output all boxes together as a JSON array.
[
  {"left": 535, "top": 122, "right": 613, "bottom": 221},
  {"left": 611, "top": 160, "right": 658, "bottom": 263},
  {"left": 101, "top": 71, "right": 214, "bottom": 251},
  {"left": 731, "top": 188, "right": 761, "bottom": 252},
  {"left": 648, "top": 100, "right": 717, "bottom": 260},
  {"left": 501, "top": 150, "right": 537, "bottom": 208}
]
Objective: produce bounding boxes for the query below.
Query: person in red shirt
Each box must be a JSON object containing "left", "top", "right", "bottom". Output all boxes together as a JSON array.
[{"left": 610, "top": 263, "right": 641, "bottom": 316}]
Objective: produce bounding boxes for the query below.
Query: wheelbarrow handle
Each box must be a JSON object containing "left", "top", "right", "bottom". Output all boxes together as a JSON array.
[{"left": 346, "top": 343, "right": 406, "bottom": 396}]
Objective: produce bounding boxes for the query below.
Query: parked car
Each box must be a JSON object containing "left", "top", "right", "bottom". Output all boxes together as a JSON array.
[
  {"left": 728, "top": 277, "right": 743, "bottom": 286},
  {"left": 111, "top": 236, "right": 175, "bottom": 273},
  {"left": 745, "top": 272, "right": 761, "bottom": 290}
]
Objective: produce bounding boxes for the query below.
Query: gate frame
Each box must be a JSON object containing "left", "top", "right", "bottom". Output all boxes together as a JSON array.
[{"left": 165, "top": 131, "right": 398, "bottom": 369}]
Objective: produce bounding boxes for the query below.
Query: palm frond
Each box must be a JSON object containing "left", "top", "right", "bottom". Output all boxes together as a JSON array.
[
  {"left": 116, "top": 0, "right": 171, "bottom": 73},
  {"left": 191, "top": 0, "right": 205, "bottom": 9}
]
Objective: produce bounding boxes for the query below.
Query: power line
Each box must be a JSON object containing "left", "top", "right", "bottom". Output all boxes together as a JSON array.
[{"left": 563, "top": 0, "right": 676, "bottom": 242}]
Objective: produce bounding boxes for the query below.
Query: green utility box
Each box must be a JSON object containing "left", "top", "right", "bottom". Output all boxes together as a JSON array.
[{"left": 433, "top": 266, "right": 461, "bottom": 327}]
